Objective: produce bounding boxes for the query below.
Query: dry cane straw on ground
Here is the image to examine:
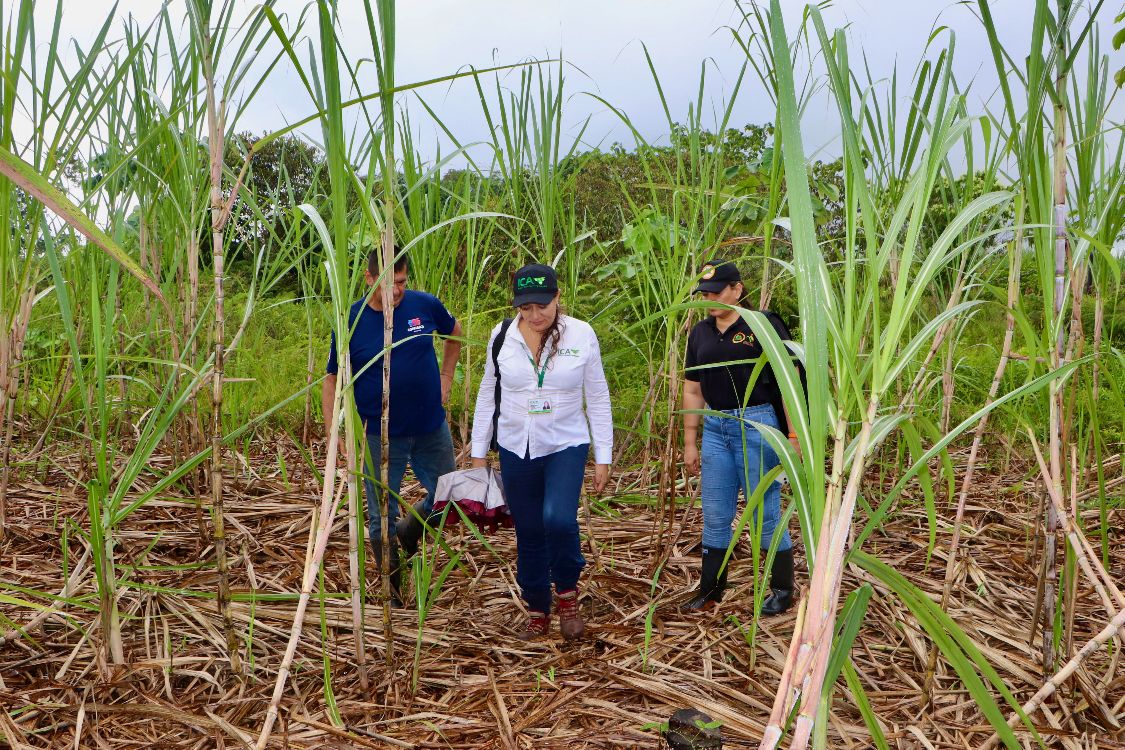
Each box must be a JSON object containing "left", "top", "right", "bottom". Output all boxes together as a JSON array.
[
  {"left": 254, "top": 426, "right": 348, "bottom": 750},
  {"left": 1024, "top": 428, "right": 1125, "bottom": 616},
  {"left": 981, "top": 605, "right": 1125, "bottom": 750},
  {"left": 0, "top": 439, "right": 1122, "bottom": 748}
]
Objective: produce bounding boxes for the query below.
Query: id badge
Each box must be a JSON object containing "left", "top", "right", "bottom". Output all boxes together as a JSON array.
[{"left": 528, "top": 396, "right": 553, "bottom": 415}]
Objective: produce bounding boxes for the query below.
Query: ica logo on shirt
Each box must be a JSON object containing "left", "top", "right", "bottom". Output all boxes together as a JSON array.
[
  {"left": 731, "top": 332, "right": 756, "bottom": 346},
  {"left": 407, "top": 317, "right": 425, "bottom": 333}
]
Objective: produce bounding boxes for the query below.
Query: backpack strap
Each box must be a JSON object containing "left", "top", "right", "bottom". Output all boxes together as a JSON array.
[{"left": 490, "top": 318, "right": 514, "bottom": 452}]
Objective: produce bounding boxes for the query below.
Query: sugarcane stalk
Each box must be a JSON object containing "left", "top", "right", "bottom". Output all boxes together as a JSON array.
[
  {"left": 1062, "top": 445, "right": 1078, "bottom": 659},
  {"left": 89, "top": 480, "right": 124, "bottom": 666},
  {"left": 787, "top": 405, "right": 878, "bottom": 750},
  {"left": 0, "top": 288, "right": 34, "bottom": 539},
  {"left": 345, "top": 390, "right": 369, "bottom": 689},
  {"left": 759, "top": 413, "right": 852, "bottom": 750},
  {"left": 200, "top": 11, "right": 239, "bottom": 675},
  {"left": 378, "top": 203, "right": 395, "bottom": 671},
  {"left": 335, "top": 302, "right": 368, "bottom": 684},
  {"left": 760, "top": 597, "right": 807, "bottom": 749},
  {"left": 377, "top": 0, "right": 398, "bottom": 672},
  {"left": 653, "top": 323, "right": 682, "bottom": 572},
  {"left": 1043, "top": 420, "right": 1060, "bottom": 672},
  {"left": 186, "top": 232, "right": 202, "bottom": 499},
  {"left": 255, "top": 419, "right": 348, "bottom": 750},
  {"left": 1025, "top": 428, "right": 1125, "bottom": 616},
  {"left": 1090, "top": 281, "right": 1108, "bottom": 566},
  {"left": 1088, "top": 282, "right": 1103, "bottom": 462},
  {"left": 924, "top": 211, "right": 1023, "bottom": 697},
  {"left": 1042, "top": 1, "right": 1070, "bottom": 672}
]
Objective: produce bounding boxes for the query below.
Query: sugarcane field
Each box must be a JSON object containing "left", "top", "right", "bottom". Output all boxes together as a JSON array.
[{"left": 2, "top": 0, "right": 1125, "bottom": 748}]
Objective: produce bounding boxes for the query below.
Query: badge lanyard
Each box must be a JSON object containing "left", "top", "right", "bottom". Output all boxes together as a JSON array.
[
  {"left": 527, "top": 354, "right": 548, "bottom": 389},
  {"left": 526, "top": 349, "right": 552, "bottom": 415}
]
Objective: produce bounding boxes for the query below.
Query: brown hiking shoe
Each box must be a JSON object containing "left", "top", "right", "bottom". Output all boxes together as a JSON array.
[
  {"left": 517, "top": 612, "right": 550, "bottom": 641},
  {"left": 556, "top": 589, "right": 585, "bottom": 641}
]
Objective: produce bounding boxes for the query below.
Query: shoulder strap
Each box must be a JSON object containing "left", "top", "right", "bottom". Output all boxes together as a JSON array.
[
  {"left": 490, "top": 318, "right": 514, "bottom": 452},
  {"left": 762, "top": 309, "right": 797, "bottom": 342},
  {"left": 493, "top": 318, "right": 513, "bottom": 369}
]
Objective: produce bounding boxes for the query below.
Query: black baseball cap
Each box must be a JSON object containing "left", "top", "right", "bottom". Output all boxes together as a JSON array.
[
  {"left": 694, "top": 259, "right": 741, "bottom": 293},
  {"left": 512, "top": 263, "right": 559, "bottom": 307}
]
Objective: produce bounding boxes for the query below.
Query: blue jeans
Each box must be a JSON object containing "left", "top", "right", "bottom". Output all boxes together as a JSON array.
[
  {"left": 362, "top": 421, "right": 455, "bottom": 544},
  {"left": 700, "top": 404, "right": 791, "bottom": 553},
  {"left": 498, "top": 444, "right": 588, "bottom": 615}
]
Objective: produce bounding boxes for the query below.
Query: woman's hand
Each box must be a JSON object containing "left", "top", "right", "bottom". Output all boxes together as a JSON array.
[
  {"left": 683, "top": 443, "right": 700, "bottom": 476},
  {"left": 471, "top": 457, "right": 488, "bottom": 469},
  {"left": 788, "top": 434, "right": 801, "bottom": 458},
  {"left": 593, "top": 463, "right": 610, "bottom": 495}
]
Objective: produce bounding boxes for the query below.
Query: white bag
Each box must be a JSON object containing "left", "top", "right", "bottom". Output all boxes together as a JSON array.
[{"left": 431, "top": 467, "right": 512, "bottom": 531}]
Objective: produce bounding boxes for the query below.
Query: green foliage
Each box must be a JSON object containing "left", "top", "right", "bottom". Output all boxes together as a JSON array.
[
  {"left": 223, "top": 131, "right": 333, "bottom": 280},
  {"left": 1114, "top": 11, "right": 1124, "bottom": 87}
]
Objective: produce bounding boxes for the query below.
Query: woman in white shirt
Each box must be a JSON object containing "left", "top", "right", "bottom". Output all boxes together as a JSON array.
[{"left": 471, "top": 263, "right": 613, "bottom": 641}]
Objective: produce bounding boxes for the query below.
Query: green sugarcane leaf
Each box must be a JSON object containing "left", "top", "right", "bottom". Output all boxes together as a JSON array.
[
  {"left": 0, "top": 147, "right": 163, "bottom": 302},
  {"left": 722, "top": 463, "right": 785, "bottom": 574},
  {"left": 824, "top": 584, "right": 873, "bottom": 690},
  {"left": 843, "top": 413, "right": 910, "bottom": 470},
  {"left": 856, "top": 357, "right": 1087, "bottom": 549},
  {"left": 843, "top": 661, "right": 891, "bottom": 750},
  {"left": 899, "top": 420, "right": 937, "bottom": 565},
  {"left": 0, "top": 592, "right": 53, "bottom": 612},
  {"left": 852, "top": 551, "right": 1039, "bottom": 748}
]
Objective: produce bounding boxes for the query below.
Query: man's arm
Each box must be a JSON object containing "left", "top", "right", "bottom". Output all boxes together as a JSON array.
[
  {"left": 440, "top": 320, "right": 463, "bottom": 405},
  {"left": 322, "top": 372, "right": 338, "bottom": 441}
]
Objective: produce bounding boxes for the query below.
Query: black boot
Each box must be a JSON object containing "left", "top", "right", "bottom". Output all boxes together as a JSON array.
[
  {"left": 684, "top": 546, "right": 729, "bottom": 611},
  {"left": 761, "top": 548, "right": 795, "bottom": 616},
  {"left": 372, "top": 539, "right": 404, "bottom": 608},
  {"left": 395, "top": 500, "right": 433, "bottom": 558}
]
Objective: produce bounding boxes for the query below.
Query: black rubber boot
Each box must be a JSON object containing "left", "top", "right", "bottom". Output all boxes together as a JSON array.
[
  {"left": 372, "top": 539, "right": 404, "bottom": 608},
  {"left": 761, "top": 548, "right": 795, "bottom": 616},
  {"left": 683, "top": 546, "right": 729, "bottom": 611},
  {"left": 395, "top": 500, "right": 433, "bottom": 558}
]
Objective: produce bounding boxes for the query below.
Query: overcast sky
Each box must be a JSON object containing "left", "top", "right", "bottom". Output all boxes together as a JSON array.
[{"left": 26, "top": 1, "right": 1125, "bottom": 169}]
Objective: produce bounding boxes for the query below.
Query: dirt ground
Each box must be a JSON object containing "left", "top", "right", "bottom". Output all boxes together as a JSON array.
[{"left": 1, "top": 437, "right": 1122, "bottom": 749}]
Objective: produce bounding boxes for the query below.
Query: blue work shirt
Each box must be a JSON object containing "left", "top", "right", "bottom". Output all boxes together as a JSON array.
[{"left": 327, "top": 290, "right": 457, "bottom": 437}]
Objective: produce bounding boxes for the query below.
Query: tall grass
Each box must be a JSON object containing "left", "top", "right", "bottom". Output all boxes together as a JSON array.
[
  {"left": 0, "top": 0, "right": 156, "bottom": 541},
  {"left": 740, "top": 1, "right": 1120, "bottom": 747}
]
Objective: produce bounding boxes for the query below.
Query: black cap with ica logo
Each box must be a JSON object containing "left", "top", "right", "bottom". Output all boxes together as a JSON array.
[{"left": 512, "top": 263, "right": 559, "bottom": 307}]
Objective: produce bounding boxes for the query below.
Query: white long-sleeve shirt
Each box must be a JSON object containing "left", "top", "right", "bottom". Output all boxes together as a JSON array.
[{"left": 471, "top": 314, "right": 613, "bottom": 464}]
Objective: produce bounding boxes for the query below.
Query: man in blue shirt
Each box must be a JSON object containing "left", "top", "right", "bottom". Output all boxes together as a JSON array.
[{"left": 323, "top": 249, "right": 461, "bottom": 605}]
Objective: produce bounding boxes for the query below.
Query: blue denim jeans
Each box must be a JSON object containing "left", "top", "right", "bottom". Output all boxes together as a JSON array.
[
  {"left": 362, "top": 421, "right": 455, "bottom": 544},
  {"left": 700, "top": 403, "right": 791, "bottom": 553},
  {"left": 498, "top": 444, "right": 589, "bottom": 615}
]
